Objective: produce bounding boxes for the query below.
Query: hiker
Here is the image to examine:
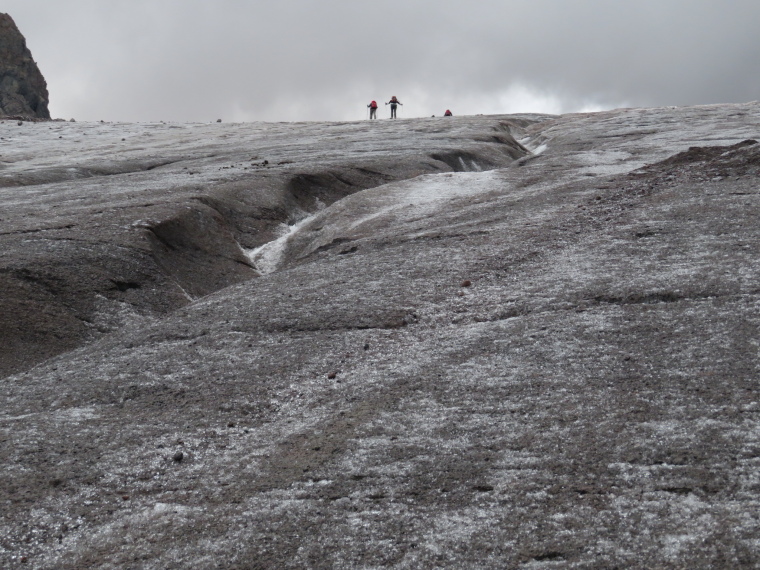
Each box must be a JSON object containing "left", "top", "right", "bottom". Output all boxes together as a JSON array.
[
  {"left": 386, "top": 96, "right": 402, "bottom": 119},
  {"left": 367, "top": 100, "right": 378, "bottom": 119},
  {"left": 444, "top": 109, "right": 453, "bottom": 117}
]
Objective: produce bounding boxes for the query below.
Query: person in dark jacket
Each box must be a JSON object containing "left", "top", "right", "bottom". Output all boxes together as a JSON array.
[
  {"left": 386, "top": 96, "right": 402, "bottom": 118},
  {"left": 367, "top": 100, "right": 378, "bottom": 119}
]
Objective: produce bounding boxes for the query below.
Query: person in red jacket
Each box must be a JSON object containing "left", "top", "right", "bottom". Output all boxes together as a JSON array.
[
  {"left": 386, "top": 96, "right": 402, "bottom": 118},
  {"left": 367, "top": 100, "right": 378, "bottom": 119},
  {"left": 444, "top": 109, "right": 453, "bottom": 117}
]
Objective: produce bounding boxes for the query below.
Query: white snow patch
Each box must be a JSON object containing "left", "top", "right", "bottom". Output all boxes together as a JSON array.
[
  {"left": 151, "top": 502, "right": 196, "bottom": 514},
  {"left": 53, "top": 406, "right": 99, "bottom": 422},
  {"left": 348, "top": 170, "right": 499, "bottom": 231},
  {"left": 0, "top": 406, "right": 99, "bottom": 423}
]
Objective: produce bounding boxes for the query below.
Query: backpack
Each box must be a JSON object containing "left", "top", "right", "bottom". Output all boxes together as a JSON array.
[
  {"left": 370, "top": 101, "right": 377, "bottom": 108},
  {"left": 390, "top": 96, "right": 398, "bottom": 103}
]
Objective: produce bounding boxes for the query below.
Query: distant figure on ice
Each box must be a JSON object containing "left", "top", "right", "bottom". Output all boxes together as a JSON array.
[
  {"left": 444, "top": 109, "right": 453, "bottom": 117},
  {"left": 386, "top": 96, "right": 402, "bottom": 118},
  {"left": 367, "top": 100, "right": 378, "bottom": 119}
]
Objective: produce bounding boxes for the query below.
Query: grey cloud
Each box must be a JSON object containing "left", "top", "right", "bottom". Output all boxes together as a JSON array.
[{"left": 4, "top": 0, "right": 760, "bottom": 121}]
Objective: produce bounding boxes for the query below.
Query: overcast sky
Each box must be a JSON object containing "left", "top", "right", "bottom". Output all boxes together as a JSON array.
[{"left": 4, "top": 0, "right": 760, "bottom": 122}]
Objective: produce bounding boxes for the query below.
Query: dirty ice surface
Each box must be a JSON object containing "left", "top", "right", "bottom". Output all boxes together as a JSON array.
[
  {"left": 1, "top": 115, "right": 514, "bottom": 226},
  {"left": 3, "top": 102, "right": 760, "bottom": 568},
  {"left": 248, "top": 170, "right": 501, "bottom": 274},
  {"left": 247, "top": 102, "right": 760, "bottom": 274}
]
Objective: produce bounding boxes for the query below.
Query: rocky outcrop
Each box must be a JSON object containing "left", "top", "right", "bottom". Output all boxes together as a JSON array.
[{"left": 0, "top": 13, "right": 49, "bottom": 119}]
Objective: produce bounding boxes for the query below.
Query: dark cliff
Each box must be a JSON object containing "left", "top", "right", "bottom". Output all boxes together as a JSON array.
[{"left": 0, "top": 13, "right": 50, "bottom": 119}]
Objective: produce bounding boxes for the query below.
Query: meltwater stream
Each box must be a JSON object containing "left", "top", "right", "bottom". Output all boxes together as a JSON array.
[{"left": 246, "top": 214, "right": 316, "bottom": 275}]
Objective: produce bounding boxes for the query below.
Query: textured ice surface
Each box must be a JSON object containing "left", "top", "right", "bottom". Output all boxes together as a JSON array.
[{"left": 2, "top": 103, "right": 760, "bottom": 568}]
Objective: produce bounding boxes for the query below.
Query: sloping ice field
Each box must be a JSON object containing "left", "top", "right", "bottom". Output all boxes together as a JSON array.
[{"left": 2, "top": 103, "right": 760, "bottom": 568}]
